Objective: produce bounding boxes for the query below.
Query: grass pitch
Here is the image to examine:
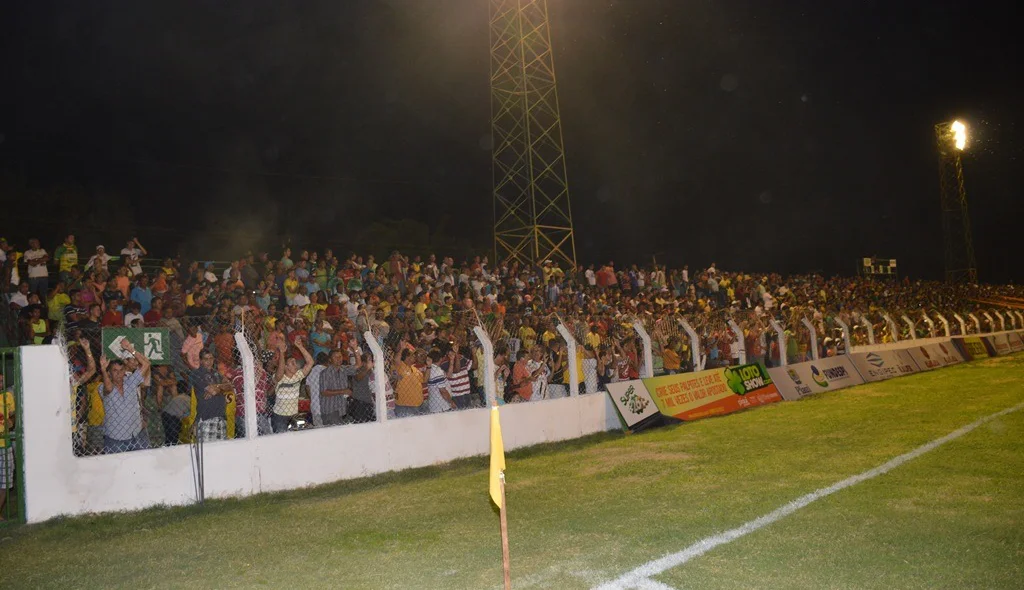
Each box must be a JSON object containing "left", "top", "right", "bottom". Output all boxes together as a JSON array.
[{"left": 2, "top": 355, "right": 1023, "bottom": 589}]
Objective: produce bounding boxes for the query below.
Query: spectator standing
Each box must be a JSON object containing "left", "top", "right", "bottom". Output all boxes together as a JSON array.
[
  {"left": 0, "top": 374, "right": 15, "bottom": 519},
  {"left": 305, "top": 352, "right": 329, "bottom": 427},
  {"left": 270, "top": 339, "right": 313, "bottom": 433},
  {"left": 441, "top": 347, "right": 474, "bottom": 410},
  {"left": 393, "top": 348, "right": 424, "bottom": 418},
  {"left": 190, "top": 350, "right": 233, "bottom": 443},
  {"left": 347, "top": 353, "right": 375, "bottom": 423},
  {"left": 130, "top": 275, "right": 153, "bottom": 315},
  {"left": 318, "top": 349, "right": 356, "bottom": 425},
  {"left": 85, "top": 245, "right": 111, "bottom": 274},
  {"left": 99, "top": 339, "right": 151, "bottom": 453},
  {"left": 54, "top": 235, "right": 78, "bottom": 284},
  {"left": 121, "top": 238, "right": 147, "bottom": 277},
  {"left": 23, "top": 238, "right": 50, "bottom": 297},
  {"left": 424, "top": 350, "right": 456, "bottom": 413}
]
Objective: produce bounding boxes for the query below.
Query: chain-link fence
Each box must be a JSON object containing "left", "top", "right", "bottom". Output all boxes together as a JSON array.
[
  {"left": 59, "top": 312, "right": 249, "bottom": 456},
  {"left": 731, "top": 309, "right": 772, "bottom": 366}
]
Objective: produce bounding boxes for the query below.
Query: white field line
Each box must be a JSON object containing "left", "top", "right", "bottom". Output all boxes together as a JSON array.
[{"left": 593, "top": 400, "right": 1024, "bottom": 590}]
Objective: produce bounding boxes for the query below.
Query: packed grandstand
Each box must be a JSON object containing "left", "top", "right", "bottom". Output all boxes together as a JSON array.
[{"left": 2, "top": 233, "right": 1022, "bottom": 456}]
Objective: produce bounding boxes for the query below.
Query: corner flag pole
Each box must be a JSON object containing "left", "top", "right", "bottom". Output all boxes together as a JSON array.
[
  {"left": 499, "top": 472, "right": 511, "bottom": 590},
  {"left": 490, "top": 405, "right": 510, "bottom": 589}
]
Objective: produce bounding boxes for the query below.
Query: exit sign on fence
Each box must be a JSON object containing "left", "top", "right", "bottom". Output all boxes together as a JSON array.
[{"left": 101, "top": 327, "right": 171, "bottom": 365}]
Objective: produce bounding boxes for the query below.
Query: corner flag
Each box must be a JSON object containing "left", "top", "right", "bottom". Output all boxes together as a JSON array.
[{"left": 489, "top": 406, "right": 506, "bottom": 508}]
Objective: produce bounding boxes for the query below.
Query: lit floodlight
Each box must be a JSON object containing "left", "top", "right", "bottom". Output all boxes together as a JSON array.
[{"left": 951, "top": 120, "right": 967, "bottom": 150}]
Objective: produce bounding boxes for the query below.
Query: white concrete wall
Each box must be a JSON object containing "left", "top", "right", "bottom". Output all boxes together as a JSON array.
[{"left": 20, "top": 345, "right": 620, "bottom": 523}]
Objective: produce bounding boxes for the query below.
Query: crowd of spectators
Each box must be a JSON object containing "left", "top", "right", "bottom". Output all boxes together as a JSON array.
[{"left": 1, "top": 233, "right": 1021, "bottom": 456}]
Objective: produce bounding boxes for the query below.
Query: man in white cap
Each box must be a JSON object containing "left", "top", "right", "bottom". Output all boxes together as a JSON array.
[{"left": 85, "top": 245, "right": 111, "bottom": 274}]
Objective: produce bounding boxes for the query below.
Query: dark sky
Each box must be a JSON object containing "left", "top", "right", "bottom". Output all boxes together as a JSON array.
[{"left": 2, "top": 0, "right": 1022, "bottom": 282}]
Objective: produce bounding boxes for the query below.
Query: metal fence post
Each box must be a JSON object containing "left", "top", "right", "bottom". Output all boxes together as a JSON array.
[
  {"left": 363, "top": 330, "right": 388, "bottom": 423},
  {"left": 631, "top": 320, "right": 654, "bottom": 379},
  {"left": 768, "top": 319, "right": 787, "bottom": 366},
  {"left": 232, "top": 332, "right": 258, "bottom": 439},
  {"left": 556, "top": 323, "right": 579, "bottom": 396},
  {"left": 900, "top": 314, "right": 917, "bottom": 340},
  {"left": 472, "top": 326, "right": 497, "bottom": 407},
  {"left": 677, "top": 317, "right": 701, "bottom": 371},
  {"left": 801, "top": 318, "right": 819, "bottom": 361},
  {"left": 920, "top": 312, "right": 936, "bottom": 337},
  {"left": 968, "top": 313, "right": 982, "bottom": 334},
  {"left": 859, "top": 316, "right": 876, "bottom": 345},
  {"left": 833, "top": 317, "right": 852, "bottom": 353},
  {"left": 882, "top": 313, "right": 899, "bottom": 342},
  {"left": 993, "top": 311, "right": 1006, "bottom": 332}
]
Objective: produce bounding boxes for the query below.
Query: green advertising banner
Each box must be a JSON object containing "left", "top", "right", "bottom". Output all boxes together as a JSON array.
[{"left": 101, "top": 327, "right": 171, "bottom": 365}]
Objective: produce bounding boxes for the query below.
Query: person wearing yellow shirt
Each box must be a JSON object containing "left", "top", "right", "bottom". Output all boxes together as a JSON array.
[
  {"left": 283, "top": 270, "right": 300, "bottom": 306},
  {"left": 541, "top": 327, "right": 558, "bottom": 347},
  {"left": 1, "top": 374, "right": 16, "bottom": 517},
  {"left": 585, "top": 327, "right": 601, "bottom": 350},
  {"left": 661, "top": 336, "right": 682, "bottom": 375},
  {"left": 518, "top": 322, "right": 537, "bottom": 353},
  {"left": 47, "top": 282, "right": 71, "bottom": 322}
]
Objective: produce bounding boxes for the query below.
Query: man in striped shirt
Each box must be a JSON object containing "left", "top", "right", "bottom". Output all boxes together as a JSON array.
[
  {"left": 441, "top": 347, "right": 474, "bottom": 410},
  {"left": 425, "top": 351, "right": 456, "bottom": 413}
]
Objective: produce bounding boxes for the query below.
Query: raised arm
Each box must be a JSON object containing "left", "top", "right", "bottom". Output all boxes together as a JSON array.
[
  {"left": 274, "top": 343, "right": 287, "bottom": 382},
  {"left": 295, "top": 338, "right": 313, "bottom": 368},
  {"left": 99, "top": 354, "right": 113, "bottom": 393},
  {"left": 77, "top": 339, "right": 96, "bottom": 386},
  {"left": 122, "top": 339, "right": 151, "bottom": 380}
]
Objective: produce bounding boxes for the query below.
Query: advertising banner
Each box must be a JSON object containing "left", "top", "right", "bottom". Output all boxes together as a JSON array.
[
  {"left": 849, "top": 349, "right": 920, "bottom": 382},
  {"left": 101, "top": 327, "right": 172, "bottom": 365},
  {"left": 605, "top": 380, "right": 660, "bottom": 429},
  {"left": 1009, "top": 331, "right": 1024, "bottom": 353},
  {"left": 643, "top": 362, "right": 782, "bottom": 421},
  {"left": 987, "top": 333, "right": 1012, "bottom": 356},
  {"left": 951, "top": 336, "right": 993, "bottom": 361},
  {"left": 768, "top": 356, "right": 865, "bottom": 401},
  {"left": 906, "top": 340, "right": 965, "bottom": 371}
]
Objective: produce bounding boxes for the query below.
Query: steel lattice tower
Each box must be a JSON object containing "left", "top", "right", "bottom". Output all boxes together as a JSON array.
[
  {"left": 935, "top": 122, "right": 977, "bottom": 283},
  {"left": 489, "top": 0, "right": 576, "bottom": 270}
]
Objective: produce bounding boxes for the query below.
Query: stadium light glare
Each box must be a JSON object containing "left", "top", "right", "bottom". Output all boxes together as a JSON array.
[{"left": 951, "top": 120, "right": 967, "bottom": 150}]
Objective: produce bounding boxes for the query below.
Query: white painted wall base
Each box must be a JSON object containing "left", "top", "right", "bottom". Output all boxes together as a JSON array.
[{"left": 20, "top": 346, "right": 620, "bottom": 523}]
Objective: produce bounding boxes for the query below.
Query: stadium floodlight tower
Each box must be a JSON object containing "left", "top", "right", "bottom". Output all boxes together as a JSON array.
[
  {"left": 935, "top": 119, "right": 977, "bottom": 284},
  {"left": 490, "top": 0, "right": 577, "bottom": 271}
]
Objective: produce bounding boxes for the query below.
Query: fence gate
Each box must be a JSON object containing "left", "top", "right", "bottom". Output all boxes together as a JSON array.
[{"left": 1, "top": 347, "right": 24, "bottom": 526}]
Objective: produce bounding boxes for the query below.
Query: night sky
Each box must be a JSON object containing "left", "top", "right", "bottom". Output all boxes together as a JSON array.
[{"left": 2, "top": 0, "right": 1022, "bottom": 282}]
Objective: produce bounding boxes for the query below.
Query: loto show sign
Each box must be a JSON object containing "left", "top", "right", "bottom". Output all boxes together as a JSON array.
[
  {"left": 643, "top": 362, "right": 782, "bottom": 421},
  {"left": 768, "top": 356, "right": 864, "bottom": 401},
  {"left": 850, "top": 349, "right": 919, "bottom": 382}
]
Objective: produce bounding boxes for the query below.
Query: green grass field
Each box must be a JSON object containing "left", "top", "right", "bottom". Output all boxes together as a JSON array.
[{"left": 2, "top": 355, "right": 1023, "bottom": 589}]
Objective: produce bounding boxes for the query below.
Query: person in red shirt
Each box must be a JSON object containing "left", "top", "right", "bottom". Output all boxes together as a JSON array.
[
  {"left": 213, "top": 325, "right": 235, "bottom": 374},
  {"left": 287, "top": 318, "right": 310, "bottom": 364},
  {"left": 101, "top": 302, "right": 123, "bottom": 327},
  {"left": 143, "top": 297, "right": 163, "bottom": 326}
]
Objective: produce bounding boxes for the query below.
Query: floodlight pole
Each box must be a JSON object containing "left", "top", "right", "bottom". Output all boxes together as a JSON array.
[
  {"left": 935, "top": 121, "right": 978, "bottom": 283},
  {"left": 490, "top": 0, "right": 576, "bottom": 271}
]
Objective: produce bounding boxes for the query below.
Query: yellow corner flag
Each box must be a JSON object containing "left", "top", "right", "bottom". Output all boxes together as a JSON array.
[{"left": 489, "top": 406, "right": 506, "bottom": 508}]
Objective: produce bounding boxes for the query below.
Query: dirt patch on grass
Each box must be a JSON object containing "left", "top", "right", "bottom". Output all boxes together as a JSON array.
[{"left": 576, "top": 444, "right": 695, "bottom": 476}]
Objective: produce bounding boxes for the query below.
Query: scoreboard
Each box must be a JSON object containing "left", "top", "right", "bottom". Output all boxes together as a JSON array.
[{"left": 861, "top": 257, "right": 897, "bottom": 276}]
